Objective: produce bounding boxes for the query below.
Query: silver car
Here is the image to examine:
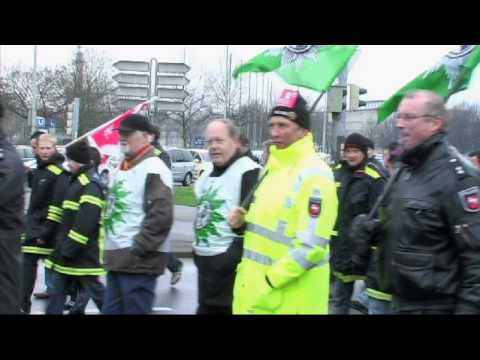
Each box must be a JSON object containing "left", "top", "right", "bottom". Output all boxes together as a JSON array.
[{"left": 167, "top": 148, "right": 195, "bottom": 186}]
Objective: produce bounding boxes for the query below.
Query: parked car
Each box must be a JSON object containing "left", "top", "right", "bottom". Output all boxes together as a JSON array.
[
  {"left": 167, "top": 148, "right": 196, "bottom": 186},
  {"left": 16, "top": 145, "right": 36, "bottom": 169},
  {"left": 187, "top": 149, "right": 212, "bottom": 179}
]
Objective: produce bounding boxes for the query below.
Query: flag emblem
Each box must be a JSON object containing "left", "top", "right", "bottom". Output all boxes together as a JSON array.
[
  {"left": 309, "top": 197, "right": 322, "bottom": 218},
  {"left": 459, "top": 187, "right": 480, "bottom": 212}
]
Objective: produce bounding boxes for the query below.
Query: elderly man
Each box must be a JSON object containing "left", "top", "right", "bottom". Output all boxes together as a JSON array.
[
  {"left": 103, "top": 114, "right": 174, "bottom": 314},
  {"left": 193, "top": 119, "right": 260, "bottom": 314},
  {"left": 353, "top": 90, "right": 480, "bottom": 314}
]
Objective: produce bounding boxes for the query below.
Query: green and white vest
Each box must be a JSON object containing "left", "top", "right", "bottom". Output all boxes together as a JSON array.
[
  {"left": 193, "top": 156, "right": 260, "bottom": 256},
  {"left": 105, "top": 156, "right": 173, "bottom": 252}
]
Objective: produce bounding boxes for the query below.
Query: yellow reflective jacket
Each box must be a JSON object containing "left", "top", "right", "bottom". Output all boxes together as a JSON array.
[{"left": 233, "top": 133, "right": 338, "bottom": 314}]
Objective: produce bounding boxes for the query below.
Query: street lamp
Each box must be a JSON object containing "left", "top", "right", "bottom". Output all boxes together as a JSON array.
[{"left": 31, "top": 45, "right": 38, "bottom": 135}]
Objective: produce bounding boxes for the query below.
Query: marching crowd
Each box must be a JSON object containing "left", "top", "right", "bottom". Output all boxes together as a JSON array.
[{"left": 1, "top": 87, "right": 480, "bottom": 315}]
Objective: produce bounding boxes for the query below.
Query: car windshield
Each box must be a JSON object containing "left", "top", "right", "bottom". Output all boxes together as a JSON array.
[{"left": 200, "top": 153, "right": 211, "bottom": 162}]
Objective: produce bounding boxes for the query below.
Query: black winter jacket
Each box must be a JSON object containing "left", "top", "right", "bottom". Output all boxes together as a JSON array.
[
  {"left": 23, "top": 152, "right": 68, "bottom": 255},
  {"left": 378, "top": 133, "right": 480, "bottom": 314},
  {"left": 331, "top": 162, "right": 386, "bottom": 280},
  {"left": 46, "top": 167, "right": 106, "bottom": 276},
  {"left": 0, "top": 135, "right": 25, "bottom": 313}
]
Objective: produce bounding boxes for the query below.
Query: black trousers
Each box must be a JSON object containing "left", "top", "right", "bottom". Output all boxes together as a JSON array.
[{"left": 193, "top": 240, "right": 242, "bottom": 315}]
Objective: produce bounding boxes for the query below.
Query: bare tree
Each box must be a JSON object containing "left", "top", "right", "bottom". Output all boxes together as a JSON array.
[
  {"left": 155, "top": 77, "right": 214, "bottom": 148},
  {"left": 58, "top": 46, "right": 116, "bottom": 135},
  {"left": 445, "top": 103, "right": 480, "bottom": 153},
  {"left": 0, "top": 47, "right": 115, "bottom": 141}
]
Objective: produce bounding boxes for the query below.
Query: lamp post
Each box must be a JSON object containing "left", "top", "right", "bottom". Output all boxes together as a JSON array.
[{"left": 31, "top": 45, "right": 38, "bottom": 135}]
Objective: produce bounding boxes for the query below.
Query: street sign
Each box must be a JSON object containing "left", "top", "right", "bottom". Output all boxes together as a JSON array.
[
  {"left": 157, "top": 75, "right": 190, "bottom": 87},
  {"left": 113, "top": 99, "right": 144, "bottom": 110},
  {"left": 36, "top": 117, "right": 46, "bottom": 128},
  {"left": 113, "top": 60, "right": 150, "bottom": 73},
  {"left": 156, "top": 88, "right": 189, "bottom": 100},
  {"left": 156, "top": 101, "right": 186, "bottom": 112},
  {"left": 157, "top": 62, "right": 190, "bottom": 74},
  {"left": 113, "top": 73, "right": 150, "bottom": 86},
  {"left": 115, "top": 86, "right": 149, "bottom": 98}
]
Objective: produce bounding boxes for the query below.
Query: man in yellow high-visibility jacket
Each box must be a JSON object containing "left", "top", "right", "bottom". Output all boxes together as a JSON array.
[{"left": 229, "top": 89, "right": 338, "bottom": 314}]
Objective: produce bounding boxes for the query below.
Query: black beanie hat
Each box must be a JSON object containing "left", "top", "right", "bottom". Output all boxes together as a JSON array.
[
  {"left": 344, "top": 133, "right": 370, "bottom": 155},
  {"left": 269, "top": 89, "right": 311, "bottom": 130},
  {"left": 66, "top": 141, "right": 91, "bottom": 164}
]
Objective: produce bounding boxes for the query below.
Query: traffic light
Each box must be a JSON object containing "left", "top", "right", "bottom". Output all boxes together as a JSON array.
[
  {"left": 348, "top": 84, "right": 367, "bottom": 111},
  {"left": 327, "top": 85, "right": 347, "bottom": 113},
  {"left": 66, "top": 102, "right": 74, "bottom": 135}
]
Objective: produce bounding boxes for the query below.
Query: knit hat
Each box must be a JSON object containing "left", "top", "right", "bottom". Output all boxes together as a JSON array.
[
  {"left": 66, "top": 141, "right": 91, "bottom": 164},
  {"left": 344, "top": 133, "right": 370, "bottom": 155},
  {"left": 269, "top": 89, "right": 311, "bottom": 130},
  {"left": 115, "top": 114, "right": 152, "bottom": 133}
]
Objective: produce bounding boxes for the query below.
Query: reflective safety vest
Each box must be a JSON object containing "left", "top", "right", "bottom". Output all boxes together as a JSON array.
[{"left": 233, "top": 133, "right": 338, "bottom": 314}]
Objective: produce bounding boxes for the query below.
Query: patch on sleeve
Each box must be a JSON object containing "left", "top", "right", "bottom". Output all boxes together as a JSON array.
[
  {"left": 308, "top": 195, "right": 322, "bottom": 218},
  {"left": 459, "top": 186, "right": 480, "bottom": 212}
]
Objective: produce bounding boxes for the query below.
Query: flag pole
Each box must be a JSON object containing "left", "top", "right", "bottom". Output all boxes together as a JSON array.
[
  {"left": 309, "top": 91, "right": 325, "bottom": 113},
  {"left": 64, "top": 97, "right": 157, "bottom": 147}
]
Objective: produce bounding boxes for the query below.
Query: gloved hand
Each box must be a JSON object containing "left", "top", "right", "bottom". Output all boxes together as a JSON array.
[{"left": 350, "top": 214, "right": 379, "bottom": 248}]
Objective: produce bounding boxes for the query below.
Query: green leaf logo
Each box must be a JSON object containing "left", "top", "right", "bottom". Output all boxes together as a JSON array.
[
  {"left": 104, "top": 180, "right": 131, "bottom": 236},
  {"left": 195, "top": 186, "right": 226, "bottom": 246}
]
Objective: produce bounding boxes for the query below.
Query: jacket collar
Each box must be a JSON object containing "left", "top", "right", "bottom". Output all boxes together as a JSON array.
[
  {"left": 267, "top": 133, "right": 316, "bottom": 171},
  {"left": 211, "top": 149, "right": 243, "bottom": 176},
  {"left": 37, "top": 152, "right": 65, "bottom": 169},
  {"left": 401, "top": 132, "right": 446, "bottom": 169},
  {"left": 121, "top": 144, "right": 154, "bottom": 171}
]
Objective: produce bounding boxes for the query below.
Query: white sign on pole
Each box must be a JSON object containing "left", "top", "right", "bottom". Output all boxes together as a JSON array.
[
  {"left": 156, "top": 101, "right": 186, "bottom": 112},
  {"left": 156, "top": 88, "right": 189, "bottom": 100},
  {"left": 157, "top": 75, "right": 190, "bottom": 86},
  {"left": 113, "top": 73, "right": 150, "bottom": 86},
  {"left": 115, "top": 86, "right": 149, "bottom": 98},
  {"left": 157, "top": 62, "right": 190, "bottom": 74},
  {"left": 113, "top": 61, "right": 150, "bottom": 73}
]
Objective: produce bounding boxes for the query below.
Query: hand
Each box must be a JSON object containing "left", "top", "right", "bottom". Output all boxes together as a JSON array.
[
  {"left": 350, "top": 214, "right": 379, "bottom": 247},
  {"left": 228, "top": 207, "right": 247, "bottom": 229}
]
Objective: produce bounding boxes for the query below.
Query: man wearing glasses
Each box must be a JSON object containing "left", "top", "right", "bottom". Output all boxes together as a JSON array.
[{"left": 353, "top": 90, "right": 480, "bottom": 314}]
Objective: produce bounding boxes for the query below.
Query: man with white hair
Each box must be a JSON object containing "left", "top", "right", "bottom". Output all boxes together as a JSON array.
[{"left": 353, "top": 90, "right": 480, "bottom": 314}]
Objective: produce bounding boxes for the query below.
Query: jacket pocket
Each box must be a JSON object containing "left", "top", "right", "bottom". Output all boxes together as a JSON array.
[
  {"left": 392, "top": 250, "right": 434, "bottom": 299},
  {"left": 250, "top": 278, "right": 284, "bottom": 314}
]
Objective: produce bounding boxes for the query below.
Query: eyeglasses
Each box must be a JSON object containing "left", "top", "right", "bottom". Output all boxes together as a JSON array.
[{"left": 395, "top": 113, "right": 440, "bottom": 121}]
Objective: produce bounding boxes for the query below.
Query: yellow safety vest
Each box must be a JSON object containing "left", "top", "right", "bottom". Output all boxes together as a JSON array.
[{"left": 233, "top": 133, "right": 338, "bottom": 314}]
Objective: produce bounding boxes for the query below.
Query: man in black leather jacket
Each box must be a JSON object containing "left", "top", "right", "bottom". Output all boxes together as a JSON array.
[
  {"left": 353, "top": 90, "right": 480, "bottom": 314},
  {"left": 0, "top": 97, "right": 25, "bottom": 314}
]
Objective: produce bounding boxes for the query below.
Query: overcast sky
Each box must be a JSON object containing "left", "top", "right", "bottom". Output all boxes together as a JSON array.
[{"left": 1, "top": 45, "right": 479, "bottom": 107}]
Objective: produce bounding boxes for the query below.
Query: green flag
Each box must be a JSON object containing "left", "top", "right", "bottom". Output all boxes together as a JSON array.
[
  {"left": 233, "top": 45, "right": 359, "bottom": 92},
  {"left": 378, "top": 45, "right": 480, "bottom": 123}
]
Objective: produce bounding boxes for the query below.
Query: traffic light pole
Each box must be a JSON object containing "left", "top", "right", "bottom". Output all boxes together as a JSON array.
[{"left": 331, "top": 70, "right": 348, "bottom": 162}]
